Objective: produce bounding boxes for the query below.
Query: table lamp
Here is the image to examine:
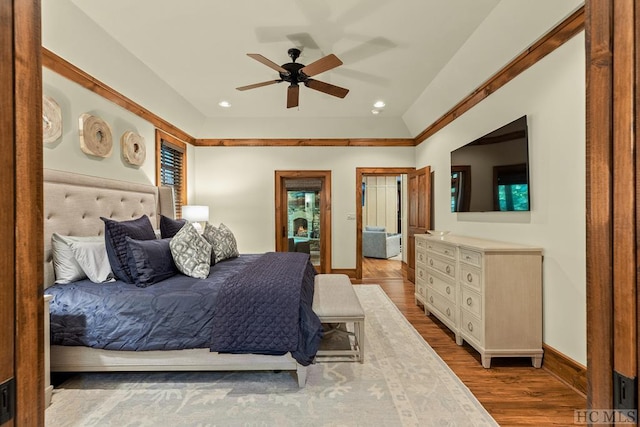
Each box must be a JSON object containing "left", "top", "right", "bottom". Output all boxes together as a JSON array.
[{"left": 181, "top": 205, "right": 209, "bottom": 233}]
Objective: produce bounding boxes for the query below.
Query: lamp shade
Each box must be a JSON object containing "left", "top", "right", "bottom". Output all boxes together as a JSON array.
[{"left": 182, "top": 205, "right": 209, "bottom": 222}]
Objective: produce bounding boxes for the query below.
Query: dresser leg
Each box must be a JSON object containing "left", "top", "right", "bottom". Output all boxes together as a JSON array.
[
  {"left": 532, "top": 355, "right": 543, "bottom": 368},
  {"left": 481, "top": 355, "right": 492, "bottom": 368},
  {"left": 455, "top": 335, "right": 463, "bottom": 346}
]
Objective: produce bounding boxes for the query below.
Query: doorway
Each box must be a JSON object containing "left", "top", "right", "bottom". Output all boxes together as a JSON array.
[
  {"left": 356, "top": 168, "right": 415, "bottom": 279},
  {"left": 275, "top": 171, "right": 331, "bottom": 273}
]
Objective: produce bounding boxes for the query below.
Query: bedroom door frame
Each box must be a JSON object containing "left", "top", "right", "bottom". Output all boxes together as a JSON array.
[
  {"left": 3, "top": 0, "right": 45, "bottom": 424},
  {"left": 355, "top": 167, "right": 415, "bottom": 279},
  {"left": 275, "top": 170, "right": 332, "bottom": 273}
]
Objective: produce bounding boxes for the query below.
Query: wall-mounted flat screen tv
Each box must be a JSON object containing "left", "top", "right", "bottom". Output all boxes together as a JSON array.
[{"left": 451, "top": 115, "right": 530, "bottom": 212}]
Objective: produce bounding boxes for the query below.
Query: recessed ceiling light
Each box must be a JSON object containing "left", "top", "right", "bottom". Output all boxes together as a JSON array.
[
  {"left": 218, "top": 101, "right": 231, "bottom": 108},
  {"left": 373, "top": 100, "right": 386, "bottom": 108},
  {"left": 371, "top": 109, "right": 381, "bottom": 115}
]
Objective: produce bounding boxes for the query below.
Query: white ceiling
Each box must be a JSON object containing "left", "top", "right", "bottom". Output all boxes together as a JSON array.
[{"left": 70, "top": 0, "right": 500, "bottom": 120}]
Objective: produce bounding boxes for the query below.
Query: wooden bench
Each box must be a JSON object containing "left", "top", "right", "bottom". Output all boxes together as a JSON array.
[{"left": 313, "top": 274, "right": 365, "bottom": 363}]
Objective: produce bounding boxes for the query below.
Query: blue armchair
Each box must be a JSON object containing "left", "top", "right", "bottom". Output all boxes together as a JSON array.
[{"left": 362, "top": 226, "right": 401, "bottom": 259}]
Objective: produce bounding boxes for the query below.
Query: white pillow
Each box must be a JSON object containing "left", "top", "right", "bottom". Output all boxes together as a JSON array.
[
  {"left": 69, "top": 240, "right": 114, "bottom": 283},
  {"left": 51, "top": 234, "right": 113, "bottom": 283}
]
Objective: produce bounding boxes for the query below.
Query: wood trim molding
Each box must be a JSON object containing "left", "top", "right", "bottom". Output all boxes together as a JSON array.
[
  {"left": 542, "top": 344, "right": 587, "bottom": 397},
  {"left": 41, "top": 47, "right": 194, "bottom": 144},
  {"left": 194, "top": 138, "right": 415, "bottom": 147},
  {"left": 414, "top": 6, "right": 585, "bottom": 145},
  {"left": 15, "top": 0, "right": 44, "bottom": 424}
]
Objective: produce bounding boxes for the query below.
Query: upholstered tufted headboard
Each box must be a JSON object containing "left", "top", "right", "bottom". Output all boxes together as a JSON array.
[{"left": 43, "top": 169, "right": 175, "bottom": 288}]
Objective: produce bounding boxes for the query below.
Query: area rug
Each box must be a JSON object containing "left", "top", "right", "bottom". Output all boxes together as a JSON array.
[{"left": 45, "top": 285, "right": 497, "bottom": 427}]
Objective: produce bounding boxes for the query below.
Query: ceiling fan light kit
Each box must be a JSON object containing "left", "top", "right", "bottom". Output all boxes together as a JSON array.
[{"left": 236, "top": 48, "right": 349, "bottom": 108}]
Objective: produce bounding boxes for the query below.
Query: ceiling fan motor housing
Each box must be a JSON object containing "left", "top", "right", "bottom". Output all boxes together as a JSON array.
[{"left": 280, "top": 62, "right": 307, "bottom": 85}]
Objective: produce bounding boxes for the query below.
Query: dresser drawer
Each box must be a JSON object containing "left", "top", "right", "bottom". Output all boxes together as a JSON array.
[
  {"left": 427, "top": 254, "right": 456, "bottom": 279},
  {"left": 426, "top": 289, "right": 456, "bottom": 325},
  {"left": 416, "top": 236, "right": 427, "bottom": 250},
  {"left": 426, "top": 241, "right": 456, "bottom": 259},
  {"left": 461, "top": 309, "right": 482, "bottom": 345},
  {"left": 460, "top": 264, "right": 481, "bottom": 291},
  {"left": 416, "top": 264, "right": 427, "bottom": 282},
  {"left": 460, "top": 248, "right": 482, "bottom": 267},
  {"left": 461, "top": 286, "right": 481, "bottom": 318},
  {"left": 416, "top": 248, "right": 427, "bottom": 266},
  {"left": 427, "top": 272, "right": 455, "bottom": 303},
  {"left": 415, "top": 281, "right": 427, "bottom": 300}
]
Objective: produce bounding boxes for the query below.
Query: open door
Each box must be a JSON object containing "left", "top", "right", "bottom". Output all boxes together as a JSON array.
[
  {"left": 275, "top": 171, "right": 331, "bottom": 273},
  {"left": 407, "top": 166, "right": 431, "bottom": 283}
]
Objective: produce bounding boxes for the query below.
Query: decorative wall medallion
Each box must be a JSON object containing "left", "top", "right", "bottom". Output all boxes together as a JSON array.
[
  {"left": 42, "top": 95, "right": 62, "bottom": 144},
  {"left": 78, "top": 113, "right": 113, "bottom": 158},
  {"left": 121, "top": 131, "right": 146, "bottom": 166}
]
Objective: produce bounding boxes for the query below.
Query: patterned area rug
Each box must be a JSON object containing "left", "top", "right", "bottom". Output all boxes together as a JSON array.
[{"left": 45, "top": 285, "right": 497, "bottom": 426}]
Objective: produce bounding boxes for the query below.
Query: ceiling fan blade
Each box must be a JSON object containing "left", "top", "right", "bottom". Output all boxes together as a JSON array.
[
  {"left": 236, "top": 80, "right": 281, "bottom": 91},
  {"left": 246, "top": 53, "right": 289, "bottom": 74},
  {"left": 287, "top": 85, "right": 299, "bottom": 108},
  {"left": 300, "top": 54, "right": 343, "bottom": 77},
  {"left": 305, "top": 79, "right": 349, "bottom": 98}
]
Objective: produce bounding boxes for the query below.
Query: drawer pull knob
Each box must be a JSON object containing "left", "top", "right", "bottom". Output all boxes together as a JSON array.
[
  {"left": 430, "top": 259, "right": 433, "bottom": 266},
  {"left": 446, "top": 286, "right": 451, "bottom": 294},
  {"left": 429, "top": 277, "right": 433, "bottom": 284},
  {"left": 444, "top": 250, "right": 449, "bottom": 255},
  {"left": 446, "top": 265, "right": 451, "bottom": 274},
  {"left": 446, "top": 308, "right": 451, "bottom": 316},
  {"left": 419, "top": 270, "right": 423, "bottom": 277},
  {"left": 466, "top": 297, "right": 472, "bottom": 306},
  {"left": 468, "top": 322, "right": 474, "bottom": 332},
  {"left": 465, "top": 256, "right": 471, "bottom": 260},
  {"left": 467, "top": 273, "right": 473, "bottom": 282},
  {"left": 419, "top": 254, "right": 423, "bottom": 261},
  {"left": 429, "top": 296, "right": 434, "bottom": 303}
]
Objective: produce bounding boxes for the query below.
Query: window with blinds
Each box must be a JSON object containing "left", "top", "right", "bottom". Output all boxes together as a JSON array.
[{"left": 156, "top": 130, "right": 187, "bottom": 218}]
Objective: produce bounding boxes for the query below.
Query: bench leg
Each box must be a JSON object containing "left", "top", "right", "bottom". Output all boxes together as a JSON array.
[{"left": 355, "top": 320, "right": 364, "bottom": 363}]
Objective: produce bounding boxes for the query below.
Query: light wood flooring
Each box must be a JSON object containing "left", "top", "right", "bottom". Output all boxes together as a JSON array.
[{"left": 357, "top": 256, "right": 586, "bottom": 426}]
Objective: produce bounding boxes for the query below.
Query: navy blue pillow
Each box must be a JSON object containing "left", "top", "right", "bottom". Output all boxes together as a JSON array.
[
  {"left": 160, "top": 215, "right": 187, "bottom": 238},
  {"left": 125, "top": 237, "right": 178, "bottom": 287},
  {"left": 101, "top": 215, "right": 156, "bottom": 283}
]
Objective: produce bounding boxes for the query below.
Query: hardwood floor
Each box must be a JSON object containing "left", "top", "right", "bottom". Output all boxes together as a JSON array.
[{"left": 357, "top": 257, "right": 586, "bottom": 426}]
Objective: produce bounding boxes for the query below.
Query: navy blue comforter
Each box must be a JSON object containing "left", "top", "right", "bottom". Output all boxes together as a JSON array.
[{"left": 47, "top": 253, "right": 323, "bottom": 365}]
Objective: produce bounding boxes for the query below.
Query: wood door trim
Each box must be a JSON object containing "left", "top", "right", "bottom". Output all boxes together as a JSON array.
[
  {"left": 0, "top": 0, "right": 15, "bottom": 391},
  {"left": 355, "top": 168, "right": 414, "bottom": 279},
  {"left": 275, "top": 171, "right": 331, "bottom": 273},
  {"left": 15, "top": 0, "right": 44, "bottom": 424},
  {"left": 585, "top": 0, "right": 614, "bottom": 410}
]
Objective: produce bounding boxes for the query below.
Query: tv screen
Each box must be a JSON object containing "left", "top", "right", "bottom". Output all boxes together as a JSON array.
[{"left": 451, "top": 116, "right": 530, "bottom": 212}]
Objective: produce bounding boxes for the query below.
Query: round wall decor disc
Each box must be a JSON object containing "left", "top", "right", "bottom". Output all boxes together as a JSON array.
[
  {"left": 79, "top": 113, "right": 113, "bottom": 158},
  {"left": 121, "top": 131, "right": 146, "bottom": 166},
  {"left": 43, "top": 95, "right": 62, "bottom": 144}
]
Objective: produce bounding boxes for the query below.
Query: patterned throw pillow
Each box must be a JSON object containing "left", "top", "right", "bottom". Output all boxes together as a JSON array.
[
  {"left": 203, "top": 222, "right": 239, "bottom": 263},
  {"left": 169, "top": 222, "right": 212, "bottom": 279}
]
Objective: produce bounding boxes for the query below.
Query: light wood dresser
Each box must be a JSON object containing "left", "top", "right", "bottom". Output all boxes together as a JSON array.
[{"left": 414, "top": 234, "right": 543, "bottom": 368}]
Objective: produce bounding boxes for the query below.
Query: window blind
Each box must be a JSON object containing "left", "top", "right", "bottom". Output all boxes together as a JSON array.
[{"left": 159, "top": 140, "right": 185, "bottom": 217}]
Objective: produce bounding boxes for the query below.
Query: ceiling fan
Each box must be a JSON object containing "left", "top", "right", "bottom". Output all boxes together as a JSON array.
[{"left": 236, "top": 48, "right": 349, "bottom": 108}]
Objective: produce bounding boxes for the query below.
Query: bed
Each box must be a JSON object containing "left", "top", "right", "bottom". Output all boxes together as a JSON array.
[{"left": 43, "top": 169, "right": 321, "bottom": 387}]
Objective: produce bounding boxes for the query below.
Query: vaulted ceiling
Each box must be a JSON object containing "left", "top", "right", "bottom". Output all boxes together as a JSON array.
[{"left": 68, "top": 0, "right": 501, "bottom": 121}]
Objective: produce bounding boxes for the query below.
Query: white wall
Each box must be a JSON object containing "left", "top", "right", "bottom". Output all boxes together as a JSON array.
[
  {"left": 416, "top": 34, "right": 586, "bottom": 364},
  {"left": 43, "top": 68, "right": 156, "bottom": 185},
  {"left": 192, "top": 146, "right": 415, "bottom": 269},
  {"left": 41, "top": 0, "right": 205, "bottom": 136}
]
